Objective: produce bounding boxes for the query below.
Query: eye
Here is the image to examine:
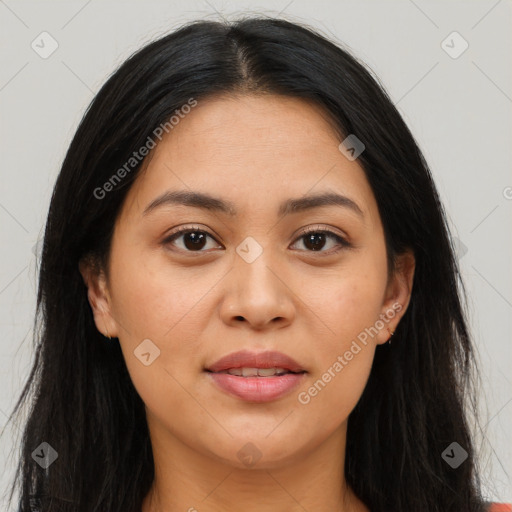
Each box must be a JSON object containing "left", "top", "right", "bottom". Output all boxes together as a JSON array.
[
  {"left": 162, "top": 225, "right": 351, "bottom": 255},
  {"left": 291, "top": 226, "right": 351, "bottom": 254},
  {"left": 162, "top": 225, "right": 221, "bottom": 253}
]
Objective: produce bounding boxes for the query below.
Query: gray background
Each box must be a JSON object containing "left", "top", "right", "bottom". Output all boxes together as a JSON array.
[{"left": 1, "top": 0, "right": 511, "bottom": 507}]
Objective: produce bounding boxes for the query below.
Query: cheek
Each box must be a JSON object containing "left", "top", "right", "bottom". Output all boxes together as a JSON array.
[
  {"left": 296, "top": 281, "right": 380, "bottom": 429},
  {"left": 294, "top": 253, "right": 386, "bottom": 421},
  {"left": 297, "top": 346, "right": 375, "bottom": 435},
  {"left": 109, "top": 244, "right": 214, "bottom": 343},
  {"left": 108, "top": 244, "right": 225, "bottom": 404},
  {"left": 310, "top": 255, "right": 387, "bottom": 346},
  {"left": 332, "top": 278, "right": 384, "bottom": 340}
]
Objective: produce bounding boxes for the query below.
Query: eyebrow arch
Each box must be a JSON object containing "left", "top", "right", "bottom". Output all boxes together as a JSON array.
[{"left": 142, "top": 190, "right": 364, "bottom": 218}]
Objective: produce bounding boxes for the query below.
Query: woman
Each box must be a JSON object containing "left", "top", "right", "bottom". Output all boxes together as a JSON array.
[{"left": 4, "top": 16, "right": 510, "bottom": 512}]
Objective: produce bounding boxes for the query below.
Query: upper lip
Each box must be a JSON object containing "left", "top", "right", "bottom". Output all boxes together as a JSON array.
[{"left": 206, "top": 350, "right": 306, "bottom": 373}]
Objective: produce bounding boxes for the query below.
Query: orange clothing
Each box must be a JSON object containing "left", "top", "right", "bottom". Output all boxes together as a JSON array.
[{"left": 489, "top": 504, "right": 512, "bottom": 512}]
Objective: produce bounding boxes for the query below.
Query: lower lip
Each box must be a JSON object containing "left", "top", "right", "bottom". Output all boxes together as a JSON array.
[{"left": 206, "top": 372, "right": 306, "bottom": 402}]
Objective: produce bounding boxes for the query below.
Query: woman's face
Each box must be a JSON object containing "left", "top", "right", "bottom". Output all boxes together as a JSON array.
[{"left": 82, "top": 93, "right": 414, "bottom": 470}]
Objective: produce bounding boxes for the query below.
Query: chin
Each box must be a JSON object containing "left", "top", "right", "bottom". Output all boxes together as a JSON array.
[{"left": 205, "top": 436, "right": 305, "bottom": 471}]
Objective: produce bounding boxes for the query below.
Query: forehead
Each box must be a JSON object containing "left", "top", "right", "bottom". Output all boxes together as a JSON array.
[
  {"left": 161, "top": 93, "right": 343, "bottom": 163},
  {"left": 119, "top": 93, "right": 379, "bottom": 224}
]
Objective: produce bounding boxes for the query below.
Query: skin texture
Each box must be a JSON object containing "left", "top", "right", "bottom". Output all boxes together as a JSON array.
[{"left": 80, "top": 93, "right": 415, "bottom": 512}]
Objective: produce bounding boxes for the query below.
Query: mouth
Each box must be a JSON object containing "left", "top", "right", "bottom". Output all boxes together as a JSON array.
[
  {"left": 206, "top": 367, "right": 306, "bottom": 377},
  {"left": 204, "top": 350, "right": 307, "bottom": 402},
  {"left": 205, "top": 349, "right": 306, "bottom": 374}
]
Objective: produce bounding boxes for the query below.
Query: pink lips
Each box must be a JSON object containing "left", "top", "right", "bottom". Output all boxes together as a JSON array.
[{"left": 205, "top": 350, "right": 307, "bottom": 403}]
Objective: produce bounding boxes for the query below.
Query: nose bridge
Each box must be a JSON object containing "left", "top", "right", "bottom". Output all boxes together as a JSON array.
[
  {"left": 220, "top": 234, "right": 294, "bottom": 328},
  {"left": 235, "top": 234, "right": 282, "bottom": 296}
]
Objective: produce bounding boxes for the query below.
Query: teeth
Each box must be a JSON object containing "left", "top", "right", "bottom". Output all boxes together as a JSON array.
[
  {"left": 257, "top": 368, "right": 283, "bottom": 377},
  {"left": 242, "top": 367, "right": 259, "bottom": 377},
  {"left": 226, "top": 368, "right": 244, "bottom": 376},
  {"left": 224, "top": 367, "right": 291, "bottom": 377}
]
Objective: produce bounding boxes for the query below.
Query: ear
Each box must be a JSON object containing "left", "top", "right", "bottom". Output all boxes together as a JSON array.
[
  {"left": 375, "top": 249, "right": 415, "bottom": 345},
  {"left": 79, "top": 256, "right": 119, "bottom": 339}
]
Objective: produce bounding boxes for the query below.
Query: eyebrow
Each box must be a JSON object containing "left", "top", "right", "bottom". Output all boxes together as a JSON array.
[{"left": 142, "top": 189, "right": 364, "bottom": 218}]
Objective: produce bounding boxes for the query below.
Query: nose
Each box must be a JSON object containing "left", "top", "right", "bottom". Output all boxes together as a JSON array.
[{"left": 219, "top": 250, "right": 295, "bottom": 332}]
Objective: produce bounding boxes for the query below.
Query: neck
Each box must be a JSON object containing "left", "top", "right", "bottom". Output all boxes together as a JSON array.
[{"left": 141, "top": 413, "right": 368, "bottom": 512}]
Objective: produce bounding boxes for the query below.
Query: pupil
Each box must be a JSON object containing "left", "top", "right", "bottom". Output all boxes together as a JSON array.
[
  {"left": 184, "top": 232, "right": 206, "bottom": 250},
  {"left": 305, "top": 233, "right": 325, "bottom": 251}
]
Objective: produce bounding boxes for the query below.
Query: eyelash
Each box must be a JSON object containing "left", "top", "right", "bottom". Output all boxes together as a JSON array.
[{"left": 162, "top": 225, "right": 351, "bottom": 256}]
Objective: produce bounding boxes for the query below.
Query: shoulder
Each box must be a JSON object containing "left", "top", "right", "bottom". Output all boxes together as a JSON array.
[{"left": 487, "top": 504, "right": 512, "bottom": 512}]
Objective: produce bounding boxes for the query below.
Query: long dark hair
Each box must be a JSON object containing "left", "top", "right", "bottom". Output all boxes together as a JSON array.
[{"left": 4, "top": 16, "right": 488, "bottom": 512}]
